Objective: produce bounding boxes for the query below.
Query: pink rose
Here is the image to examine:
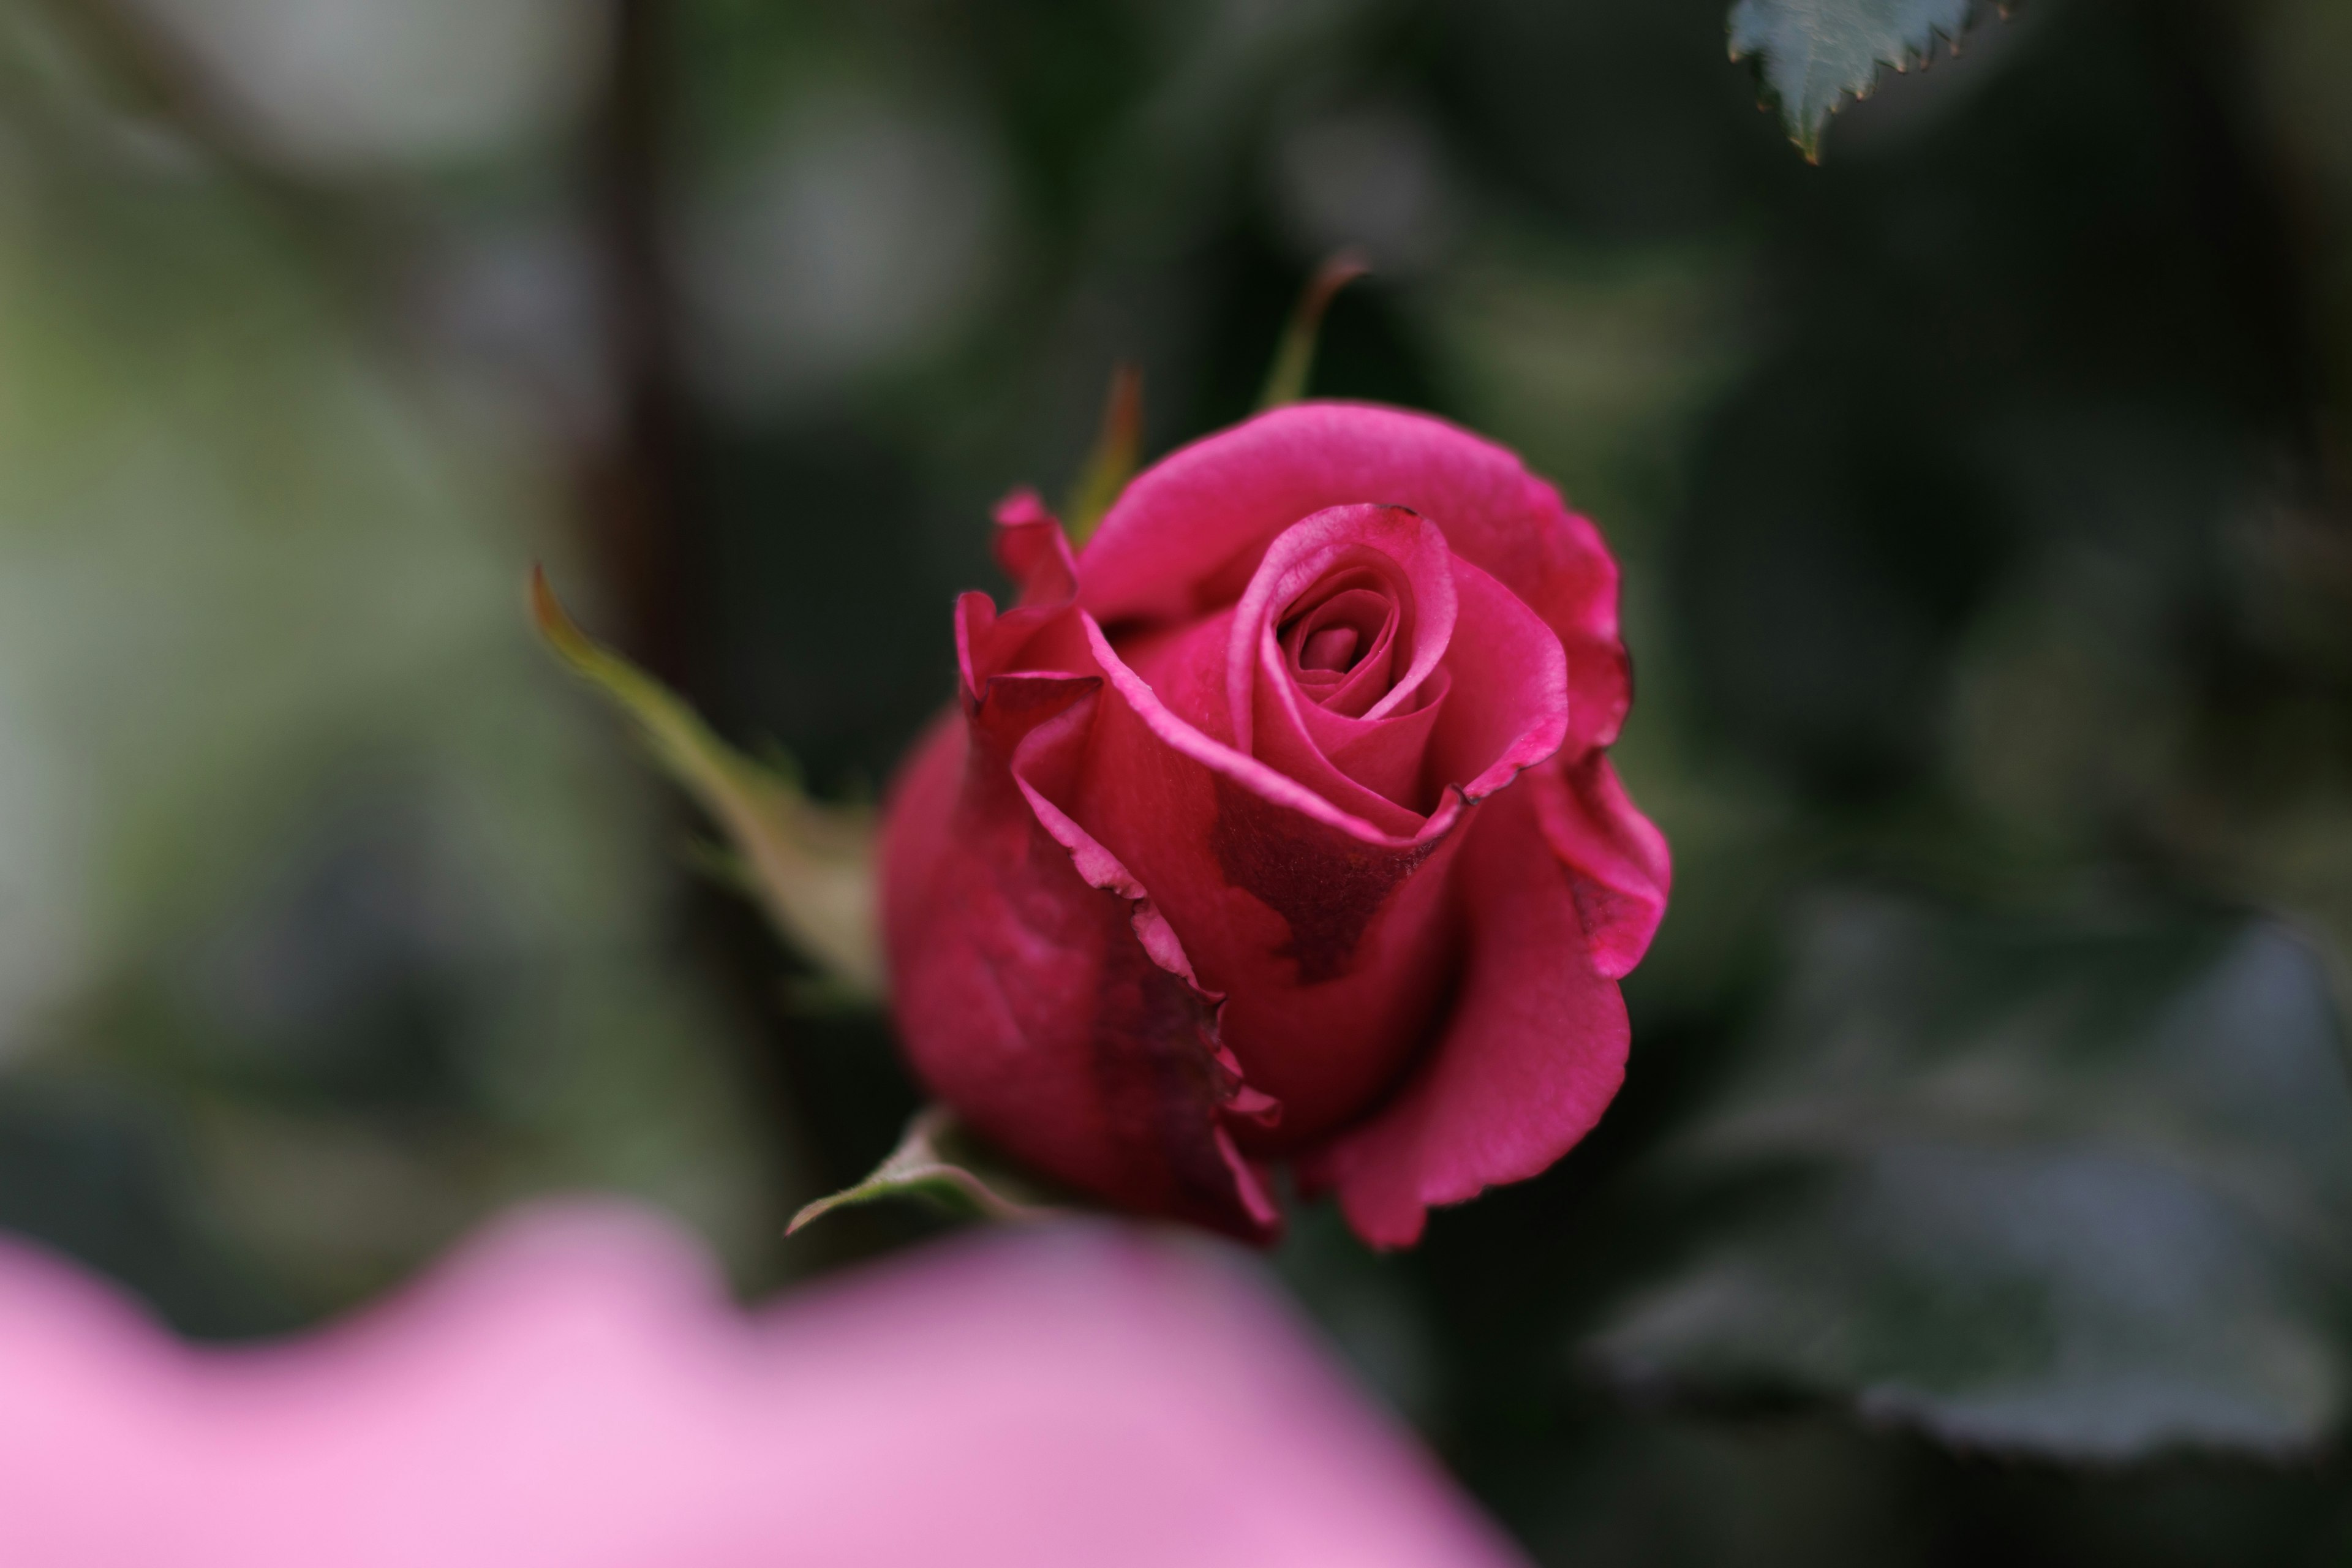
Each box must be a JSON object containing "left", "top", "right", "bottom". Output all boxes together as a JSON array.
[
  {"left": 883, "top": 401, "right": 1669, "bottom": 1247},
  {"left": 0, "top": 1204, "right": 1525, "bottom": 1567}
]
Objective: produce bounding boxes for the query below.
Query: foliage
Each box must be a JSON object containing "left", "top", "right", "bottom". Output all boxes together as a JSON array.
[
  {"left": 531, "top": 569, "right": 883, "bottom": 1000},
  {"left": 1587, "top": 895, "right": 2352, "bottom": 1459},
  {"left": 1728, "top": 0, "right": 1980, "bottom": 158}
]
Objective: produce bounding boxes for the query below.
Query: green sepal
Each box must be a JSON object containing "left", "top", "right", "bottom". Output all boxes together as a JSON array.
[
  {"left": 788, "top": 1105, "right": 1066, "bottom": 1235},
  {"left": 1583, "top": 893, "right": 2352, "bottom": 1460},
  {"left": 1062, "top": 362, "right": 1142, "bottom": 549},
  {"left": 530, "top": 567, "right": 883, "bottom": 1000},
  {"left": 1257, "top": 251, "right": 1370, "bottom": 411}
]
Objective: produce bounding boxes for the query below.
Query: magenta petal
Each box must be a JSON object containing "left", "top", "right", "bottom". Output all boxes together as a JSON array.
[
  {"left": 1284, "top": 676, "right": 1447, "bottom": 815},
  {"left": 1298, "top": 770, "right": 1632, "bottom": 1248},
  {"left": 1227, "top": 504, "right": 1457, "bottom": 750},
  {"left": 1121, "top": 588, "right": 1425, "bottom": 838},
  {"left": 1538, "top": 750, "right": 1671, "bottom": 980},
  {"left": 1223, "top": 505, "right": 1459, "bottom": 820},
  {"left": 1426, "top": 555, "right": 1570, "bottom": 803},
  {"left": 1074, "top": 615, "right": 1471, "bottom": 1144},
  {"left": 1249, "top": 675, "right": 1432, "bottom": 837},
  {"left": 992, "top": 487, "right": 1078, "bottom": 606},
  {"left": 1080, "top": 401, "right": 1630, "bottom": 750},
  {"left": 883, "top": 673, "right": 1278, "bottom": 1240},
  {"left": 1299, "top": 622, "right": 1362, "bottom": 673},
  {"left": 957, "top": 491, "right": 1091, "bottom": 698}
]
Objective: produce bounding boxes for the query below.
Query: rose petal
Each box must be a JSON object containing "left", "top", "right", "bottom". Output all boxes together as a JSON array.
[
  {"left": 1118, "top": 605, "right": 1430, "bottom": 841},
  {"left": 1297, "top": 621, "right": 1362, "bottom": 674},
  {"left": 1080, "top": 402, "right": 1630, "bottom": 752},
  {"left": 1281, "top": 674, "right": 1447, "bottom": 814},
  {"left": 1424, "top": 554, "right": 1570, "bottom": 804},
  {"left": 1537, "top": 749, "right": 1670, "bottom": 980},
  {"left": 1224, "top": 506, "right": 1460, "bottom": 818},
  {"left": 956, "top": 489, "right": 1090, "bottom": 697},
  {"left": 884, "top": 698, "right": 1277, "bottom": 1240},
  {"left": 1074, "top": 614, "right": 1472, "bottom": 1144},
  {"left": 888, "top": 499, "right": 1279, "bottom": 1240},
  {"left": 1229, "top": 506, "right": 1457, "bottom": 751},
  {"left": 1286, "top": 586, "right": 1400, "bottom": 716},
  {"left": 1297, "top": 761, "right": 1643, "bottom": 1248}
]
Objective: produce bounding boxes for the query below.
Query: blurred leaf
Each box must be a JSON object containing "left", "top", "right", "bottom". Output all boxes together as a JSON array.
[
  {"left": 1256, "top": 250, "right": 1370, "bottom": 410},
  {"left": 1586, "top": 893, "right": 2352, "bottom": 1459},
  {"left": 788, "top": 1104, "right": 1063, "bottom": 1234},
  {"left": 1730, "top": 0, "right": 1980, "bottom": 159},
  {"left": 1061, "top": 361, "right": 1142, "bottom": 549},
  {"left": 529, "top": 568, "right": 883, "bottom": 999}
]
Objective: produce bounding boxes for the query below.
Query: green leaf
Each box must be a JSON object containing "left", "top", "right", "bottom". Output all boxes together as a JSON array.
[
  {"left": 1729, "top": 0, "right": 1977, "bottom": 160},
  {"left": 1257, "top": 251, "right": 1370, "bottom": 411},
  {"left": 530, "top": 568, "right": 884, "bottom": 999},
  {"left": 1585, "top": 893, "right": 2352, "bottom": 1459},
  {"left": 1061, "top": 361, "right": 1142, "bottom": 549},
  {"left": 788, "top": 1105, "right": 1066, "bottom": 1234}
]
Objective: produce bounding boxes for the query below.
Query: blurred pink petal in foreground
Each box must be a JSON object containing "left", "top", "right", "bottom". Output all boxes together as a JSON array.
[{"left": 0, "top": 1204, "right": 1525, "bottom": 1568}]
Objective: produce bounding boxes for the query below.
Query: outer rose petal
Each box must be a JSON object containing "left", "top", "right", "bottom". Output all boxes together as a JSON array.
[
  {"left": 884, "top": 699, "right": 1276, "bottom": 1240},
  {"left": 886, "top": 499, "right": 1279, "bottom": 1240},
  {"left": 1539, "top": 750, "right": 1670, "bottom": 980},
  {"left": 1080, "top": 401, "right": 1630, "bottom": 752},
  {"left": 1298, "top": 754, "right": 1667, "bottom": 1248}
]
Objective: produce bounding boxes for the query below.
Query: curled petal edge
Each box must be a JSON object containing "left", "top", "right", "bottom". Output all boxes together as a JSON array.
[
  {"left": 960, "top": 499, "right": 1283, "bottom": 1234},
  {"left": 1294, "top": 752, "right": 1664, "bottom": 1247},
  {"left": 1081, "top": 614, "right": 1481, "bottom": 853}
]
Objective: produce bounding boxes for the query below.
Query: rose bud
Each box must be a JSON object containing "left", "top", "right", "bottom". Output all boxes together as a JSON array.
[{"left": 882, "top": 402, "right": 1669, "bottom": 1248}]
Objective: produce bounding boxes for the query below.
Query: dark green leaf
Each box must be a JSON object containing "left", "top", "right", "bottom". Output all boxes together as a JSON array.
[
  {"left": 1586, "top": 894, "right": 2352, "bottom": 1458},
  {"left": 788, "top": 1105, "right": 1066, "bottom": 1235},
  {"left": 1730, "top": 0, "right": 1977, "bottom": 159}
]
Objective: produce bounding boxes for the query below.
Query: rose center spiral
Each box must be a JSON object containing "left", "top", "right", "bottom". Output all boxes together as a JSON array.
[
  {"left": 1276, "top": 574, "right": 1402, "bottom": 713},
  {"left": 1298, "top": 625, "right": 1360, "bottom": 673}
]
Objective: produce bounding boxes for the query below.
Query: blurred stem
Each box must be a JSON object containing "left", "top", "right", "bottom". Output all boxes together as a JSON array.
[
  {"left": 37, "top": 0, "right": 410, "bottom": 312},
  {"left": 2153, "top": 0, "right": 2332, "bottom": 488},
  {"left": 576, "top": 1, "right": 868, "bottom": 1264},
  {"left": 583, "top": 0, "right": 695, "bottom": 687}
]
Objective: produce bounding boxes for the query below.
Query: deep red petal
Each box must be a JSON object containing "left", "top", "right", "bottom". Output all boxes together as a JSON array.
[
  {"left": 955, "top": 491, "right": 1090, "bottom": 699},
  {"left": 1071, "top": 614, "right": 1470, "bottom": 1144},
  {"left": 884, "top": 627, "right": 1278, "bottom": 1238},
  {"left": 1296, "top": 767, "right": 1635, "bottom": 1248}
]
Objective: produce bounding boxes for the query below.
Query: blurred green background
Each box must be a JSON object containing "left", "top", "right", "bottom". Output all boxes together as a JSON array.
[{"left": 3, "top": 0, "right": 2350, "bottom": 1561}]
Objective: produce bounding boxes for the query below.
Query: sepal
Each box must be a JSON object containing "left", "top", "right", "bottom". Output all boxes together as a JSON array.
[
  {"left": 788, "top": 1106, "right": 1068, "bottom": 1234},
  {"left": 530, "top": 567, "right": 882, "bottom": 998}
]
